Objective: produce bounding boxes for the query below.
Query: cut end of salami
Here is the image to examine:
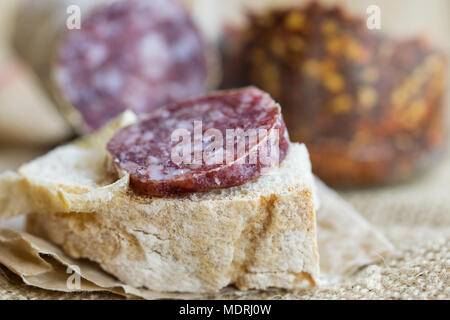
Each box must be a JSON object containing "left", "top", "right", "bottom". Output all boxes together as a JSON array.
[
  {"left": 107, "top": 87, "right": 291, "bottom": 197},
  {"left": 54, "top": 0, "right": 208, "bottom": 132}
]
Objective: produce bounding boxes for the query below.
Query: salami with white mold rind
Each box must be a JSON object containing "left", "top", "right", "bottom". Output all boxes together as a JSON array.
[
  {"left": 14, "top": 0, "right": 209, "bottom": 133},
  {"left": 107, "top": 87, "right": 290, "bottom": 196}
]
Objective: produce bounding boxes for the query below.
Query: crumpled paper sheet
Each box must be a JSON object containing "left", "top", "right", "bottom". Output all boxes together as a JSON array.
[
  {"left": 0, "top": 179, "right": 393, "bottom": 299},
  {"left": 314, "top": 179, "right": 393, "bottom": 280}
]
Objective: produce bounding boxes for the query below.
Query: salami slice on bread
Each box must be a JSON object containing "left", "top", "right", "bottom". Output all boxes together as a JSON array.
[
  {"left": 0, "top": 110, "right": 319, "bottom": 293},
  {"left": 108, "top": 87, "right": 290, "bottom": 196}
]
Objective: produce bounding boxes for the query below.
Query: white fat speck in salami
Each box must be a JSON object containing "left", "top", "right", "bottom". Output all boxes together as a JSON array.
[
  {"left": 107, "top": 87, "right": 291, "bottom": 196},
  {"left": 54, "top": 0, "right": 207, "bottom": 132}
]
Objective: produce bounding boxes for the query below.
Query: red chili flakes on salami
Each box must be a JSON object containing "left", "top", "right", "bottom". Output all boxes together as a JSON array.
[
  {"left": 107, "top": 87, "right": 290, "bottom": 196},
  {"left": 54, "top": 0, "right": 208, "bottom": 132}
]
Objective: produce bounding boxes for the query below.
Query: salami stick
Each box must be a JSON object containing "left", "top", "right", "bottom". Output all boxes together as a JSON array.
[{"left": 13, "top": 0, "right": 209, "bottom": 133}]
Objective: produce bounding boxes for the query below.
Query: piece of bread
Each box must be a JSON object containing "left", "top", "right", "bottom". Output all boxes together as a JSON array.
[{"left": 0, "top": 111, "right": 319, "bottom": 293}]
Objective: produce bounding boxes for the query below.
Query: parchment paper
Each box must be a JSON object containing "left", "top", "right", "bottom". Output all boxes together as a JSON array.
[{"left": 0, "top": 179, "right": 393, "bottom": 299}]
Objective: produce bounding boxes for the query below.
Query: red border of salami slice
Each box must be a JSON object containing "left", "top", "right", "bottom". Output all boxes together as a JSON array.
[
  {"left": 54, "top": 0, "right": 208, "bottom": 132},
  {"left": 107, "top": 87, "right": 290, "bottom": 196}
]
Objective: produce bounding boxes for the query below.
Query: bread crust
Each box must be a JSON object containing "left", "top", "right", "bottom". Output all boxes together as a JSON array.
[{"left": 26, "top": 187, "right": 318, "bottom": 293}]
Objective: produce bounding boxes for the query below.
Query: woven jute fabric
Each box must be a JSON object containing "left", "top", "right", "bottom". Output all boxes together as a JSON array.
[{"left": 1, "top": 153, "right": 449, "bottom": 300}]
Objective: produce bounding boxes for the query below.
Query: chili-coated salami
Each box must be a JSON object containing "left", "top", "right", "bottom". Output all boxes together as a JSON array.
[
  {"left": 107, "top": 87, "right": 290, "bottom": 196},
  {"left": 221, "top": 2, "right": 447, "bottom": 187}
]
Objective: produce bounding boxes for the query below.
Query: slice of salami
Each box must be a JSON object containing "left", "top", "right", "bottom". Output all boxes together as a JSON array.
[
  {"left": 107, "top": 87, "right": 290, "bottom": 196},
  {"left": 54, "top": 0, "right": 208, "bottom": 132}
]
